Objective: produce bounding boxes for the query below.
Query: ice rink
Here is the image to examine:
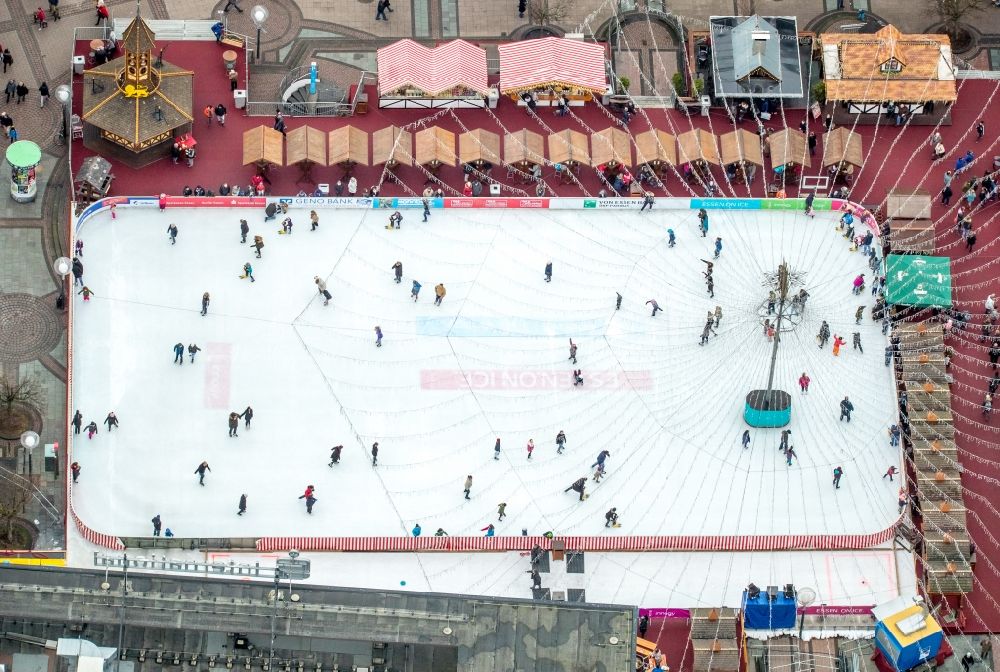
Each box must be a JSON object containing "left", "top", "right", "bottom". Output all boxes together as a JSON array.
[{"left": 70, "top": 203, "right": 900, "bottom": 540}]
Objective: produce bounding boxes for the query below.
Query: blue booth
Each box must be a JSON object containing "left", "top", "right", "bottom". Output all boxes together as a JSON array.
[
  {"left": 872, "top": 597, "right": 943, "bottom": 672},
  {"left": 744, "top": 390, "right": 791, "bottom": 427},
  {"left": 742, "top": 587, "right": 796, "bottom": 630}
]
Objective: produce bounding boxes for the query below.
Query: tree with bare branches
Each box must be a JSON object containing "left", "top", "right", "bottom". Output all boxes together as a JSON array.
[
  {"left": 0, "top": 476, "right": 31, "bottom": 546},
  {"left": 931, "top": 0, "right": 987, "bottom": 42},
  {"left": 0, "top": 375, "right": 45, "bottom": 431},
  {"left": 528, "top": 0, "right": 570, "bottom": 25}
]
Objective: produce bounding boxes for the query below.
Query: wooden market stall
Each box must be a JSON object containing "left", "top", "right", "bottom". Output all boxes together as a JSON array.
[
  {"left": 373, "top": 125, "right": 414, "bottom": 169},
  {"left": 548, "top": 130, "right": 591, "bottom": 183},
  {"left": 415, "top": 126, "right": 457, "bottom": 180},
  {"left": 498, "top": 37, "right": 608, "bottom": 107},
  {"left": 677, "top": 129, "right": 720, "bottom": 183},
  {"left": 886, "top": 187, "right": 935, "bottom": 254},
  {"left": 285, "top": 125, "right": 327, "bottom": 185},
  {"left": 767, "top": 128, "right": 810, "bottom": 188},
  {"left": 720, "top": 129, "right": 763, "bottom": 186},
  {"left": 376, "top": 39, "right": 492, "bottom": 109},
  {"left": 635, "top": 130, "right": 676, "bottom": 183},
  {"left": 504, "top": 129, "right": 546, "bottom": 182},
  {"left": 591, "top": 127, "right": 632, "bottom": 173},
  {"left": 823, "top": 127, "right": 864, "bottom": 186},
  {"left": 328, "top": 126, "right": 369, "bottom": 178},
  {"left": 242, "top": 125, "right": 284, "bottom": 176},
  {"left": 459, "top": 128, "right": 501, "bottom": 173}
]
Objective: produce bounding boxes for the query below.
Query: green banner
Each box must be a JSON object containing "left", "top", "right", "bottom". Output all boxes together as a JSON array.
[{"left": 885, "top": 254, "right": 952, "bottom": 308}]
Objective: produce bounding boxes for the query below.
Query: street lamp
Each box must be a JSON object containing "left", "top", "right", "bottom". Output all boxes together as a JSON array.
[
  {"left": 797, "top": 587, "right": 816, "bottom": 639},
  {"left": 54, "top": 84, "right": 71, "bottom": 143},
  {"left": 54, "top": 256, "right": 72, "bottom": 310},
  {"left": 20, "top": 430, "right": 40, "bottom": 479},
  {"left": 251, "top": 5, "right": 269, "bottom": 62}
]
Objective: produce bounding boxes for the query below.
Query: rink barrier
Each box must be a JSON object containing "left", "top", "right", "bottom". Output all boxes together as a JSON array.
[
  {"left": 69, "top": 195, "right": 881, "bottom": 553},
  {"left": 254, "top": 521, "right": 899, "bottom": 552}
]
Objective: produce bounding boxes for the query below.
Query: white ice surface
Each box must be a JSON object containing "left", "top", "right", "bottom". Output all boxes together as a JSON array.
[{"left": 71, "top": 205, "right": 899, "bottom": 540}]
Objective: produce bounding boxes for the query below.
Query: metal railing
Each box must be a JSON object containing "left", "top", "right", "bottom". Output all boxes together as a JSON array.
[
  {"left": 111, "top": 18, "right": 223, "bottom": 40},
  {"left": 956, "top": 69, "right": 1000, "bottom": 79},
  {"left": 245, "top": 70, "right": 372, "bottom": 117}
]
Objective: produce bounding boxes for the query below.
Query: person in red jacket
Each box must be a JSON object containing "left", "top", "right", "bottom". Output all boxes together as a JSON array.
[
  {"left": 798, "top": 372, "right": 811, "bottom": 393},
  {"left": 299, "top": 485, "right": 314, "bottom": 500}
]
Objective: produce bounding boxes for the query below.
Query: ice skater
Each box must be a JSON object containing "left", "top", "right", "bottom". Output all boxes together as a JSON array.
[
  {"left": 706, "top": 276, "right": 714, "bottom": 298},
  {"left": 242, "top": 262, "right": 255, "bottom": 282},
  {"left": 240, "top": 219, "right": 249, "bottom": 243},
  {"left": 201, "top": 292, "right": 210, "bottom": 316},
  {"left": 75, "top": 239, "right": 83, "bottom": 257},
  {"left": 422, "top": 197, "right": 430, "bottom": 222},
  {"left": 544, "top": 261, "right": 553, "bottom": 282},
  {"left": 616, "top": 292, "right": 622, "bottom": 309},
  {"left": 374, "top": 325, "right": 383, "bottom": 347},
  {"left": 299, "top": 485, "right": 318, "bottom": 514},
  {"left": 463, "top": 474, "right": 473, "bottom": 499},
  {"left": 392, "top": 261, "right": 403, "bottom": 283},
  {"left": 667, "top": 229, "right": 676, "bottom": 247},
  {"left": 818, "top": 321, "right": 830, "bottom": 348},
  {"left": 640, "top": 191, "right": 654, "bottom": 211},
  {"left": 697, "top": 208, "right": 708, "bottom": 237},
  {"left": 77, "top": 286, "right": 93, "bottom": 302},
  {"left": 188, "top": 343, "right": 201, "bottom": 363},
  {"left": 832, "top": 334, "right": 845, "bottom": 356},
  {"left": 167, "top": 223, "right": 178, "bottom": 244},
  {"left": 85, "top": 421, "right": 98, "bottom": 439},
  {"left": 494, "top": 437, "right": 501, "bottom": 460},
  {"left": 605, "top": 507, "right": 619, "bottom": 527},
  {"left": 564, "top": 477, "right": 588, "bottom": 501},
  {"left": 434, "top": 283, "right": 446, "bottom": 306},
  {"left": 714, "top": 305, "right": 722, "bottom": 327},
  {"left": 573, "top": 369, "right": 584, "bottom": 386},
  {"left": 526, "top": 438, "right": 534, "bottom": 459},
  {"left": 889, "top": 424, "right": 901, "bottom": 447},
  {"left": 833, "top": 466, "right": 844, "bottom": 489},
  {"left": 883, "top": 465, "right": 898, "bottom": 481},
  {"left": 387, "top": 211, "right": 402, "bottom": 229},
  {"left": 798, "top": 372, "right": 810, "bottom": 392},
  {"left": 741, "top": 429, "right": 750, "bottom": 449},
  {"left": 713, "top": 237, "right": 722, "bottom": 259},
  {"left": 228, "top": 412, "right": 240, "bottom": 437},
  {"left": 238, "top": 494, "right": 247, "bottom": 515},
  {"left": 839, "top": 396, "right": 854, "bottom": 422},
  {"left": 569, "top": 338, "right": 577, "bottom": 364},
  {"left": 855, "top": 305, "right": 864, "bottom": 324},
  {"left": 482, "top": 524, "right": 495, "bottom": 537},
  {"left": 241, "top": 405, "right": 253, "bottom": 428},
  {"left": 252, "top": 235, "right": 264, "bottom": 258},
  {"left": 328, "top": 445, "right": 342, "bottom": 466},
  {"left": 104, "top": 411, "right": 118, "bottom": 431},
  {"left": 281, "top": 217, "right": 293, "bottom": 234},
  {"left": 194, "top": 460, "right": 211, "bottom": 485},
  {"left": 310, "top": 210, "right": 319, "bottom": 231},
  {"left": 371, "top": 442, "right": 379, "bottom": 466},
  {"left": 173, "top": 342, "right": 184, "bottom": 364},
  {"left": 778, "top": 429, "right": 790, "bottom": 452},
  {"left": 647, "top": 299, "right": 662, "bottom": 316},
  {"left": 784, "top": 446, "right": 797, "bottom": 466},
  {"left": 72, "top": 257, "right": 84, "bottom": 286},
  {"left": 497, "top": 502, "right": 507, "bottom": 520},
  {"left": 411, "top": 280, "right": 421, "bottom": 301},
  {"left": 315, "top": 276, "right": 331, "bottom": 306},
  {"left": 556, "top": 430, "right": 566, "bottom": 453},
  {"left": 72, "top": 410, "right": 83, "bottom": 434},
  {"left": 853, "top": 332, "right": 863, "bottom": 353}
]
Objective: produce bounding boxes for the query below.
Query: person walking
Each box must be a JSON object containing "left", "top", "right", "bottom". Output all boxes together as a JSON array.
[
  {"left": 741, "top": 429, "right": 750, "bottom": 449},
  {"left": 375, "top": 0, "right": 389, "bottom": 20},
  {"left": 38, "top": 81, "right": 49, "bottom": 107},
  {"left": 315, "top": 276, "right": 331, "bottom": 306},
  {"left": 167, "top": 223, "right": 178, "bottom": 245},
  {"left": 941, "top": 184, "right": 953, "bottom": 206},
  {"left": 241, "top": 406, "right": 253, "bottom": 428},
  {"left": 201, "top": 292, "right": 210, "bottom": 316},
  {"left": 463, "top": 474, "right": 473, "bottom": 500},
  {"left": 328, "top": 445, "right": 343, "bottom": 466},
  {"left": 238, "top": 494, "right": 247, "bottom": 515},
  {"left": 392, "top": 261, "right": 403, "bottom": 283},
  {"left": 371, "top": 442, "right": 379, "bottom": 466},
  {"left": 556, "top": 430, "right": 566, "bottom": 453},
  {"left": 194, "top": 461, "right": 211, "bottom": 485},
  {"left": 833, "top": 466, "right": 844, "bottom": 489},
  {"left": 434, "top": 283, "right": 446, "bottom": 306},
  {"left": 214, "top": 102, "right": 227, "bottom": 126},
  {"left": 839, "top": 396, "right": 854, "bottom": 422}
]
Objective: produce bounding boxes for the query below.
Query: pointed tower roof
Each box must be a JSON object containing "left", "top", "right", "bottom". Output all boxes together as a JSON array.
[{"left": 121, "top": 14, "right": 157, "bottom": 55}]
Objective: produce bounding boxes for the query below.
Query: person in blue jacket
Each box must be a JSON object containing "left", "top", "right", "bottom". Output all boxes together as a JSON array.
[
  {"left": 412, "top": 523, "right": 421, "bottom": 537},
  {"left": 411, "top": 280, "right": 421, "bottom": 301},
  {"left": 481, "top": 524, "right": 495, "bottom": 537},
  {"left": 173, "top": 342, "right": 184, "bottom": 364}
]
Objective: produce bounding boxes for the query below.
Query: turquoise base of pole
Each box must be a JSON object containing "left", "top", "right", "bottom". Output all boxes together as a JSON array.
[{"left": 744, "top": 389, "right": 791, "bottom": 427}]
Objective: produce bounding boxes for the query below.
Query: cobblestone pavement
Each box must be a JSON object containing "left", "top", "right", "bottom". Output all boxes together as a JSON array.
[{"left": 1, "top": 0, "right": 998, "bottom": 554}]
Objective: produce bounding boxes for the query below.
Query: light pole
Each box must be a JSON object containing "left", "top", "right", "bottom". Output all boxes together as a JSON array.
[
  {"left": 53, "top": 85, "right": 71, "bottom": 143},
  {"left": 251, "top": 5, "right": 269, "bottom": 62},
  {"left": 797, "top": 587, "right": 816, "bottom": 640},
  {"left": 54, "top": 256, "right": 72, "bottom": 310},
  {"left": 20, "top": 430, "right": 39, "bottom": 480}
]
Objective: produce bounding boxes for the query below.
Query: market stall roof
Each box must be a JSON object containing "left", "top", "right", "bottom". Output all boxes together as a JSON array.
[
  {"left": 768, "top": 128, "right": 810, "bottom": 168},
  {"left": 459, "top": 129, "right": 501, "bottom": 165},
  {"left": 820, "top": 24, "right": 956, "bottom": 102},
  {"left": 548, "top": 129, "right": 591, "bottom": 166},
  {"left": 286, "top": 126, "right": 327, "bottom": 166},
  {"left": 887, "top": 187, "right": 932, "bottom": 220},
  {"left": 709, "top": 15, "right": 803, "bottom": 99},
  {"left": 242, "top": 125, "right": 284, "bottom": 167},
  {"left": 328, "top": 126, "right": 369, "bottom": 166},
  {"left": 504, "top": 129, "right": 545, "bottom": 166},
  {"left": 498, "top": 37, "right": 607, "bottom": 94},
  {"left": 415, "top": 127, "right": 457, "bottom": 167},
  {"left": 720, "top": 129, "right": 764, "bottom": 167},
  {"left": 376, "top": 39, "right": 490, "bottom": 96},
  {"left": 590, "top": 127, "right": 632, "bottom": 167},
  {"left": 823, "top": 127, "right": 864, "bottom": 168},
  {"left": 373, "top": 126, "right": 414, "bottom": 166},
  {"left": 634, "top": 130, "right": 676, "bottom": 166},
  {"left": 677, "top": 129, "right": 721, "bottom": 166},
  {"left": 885, "top": 254, "right": 952, "bottom": 308}
]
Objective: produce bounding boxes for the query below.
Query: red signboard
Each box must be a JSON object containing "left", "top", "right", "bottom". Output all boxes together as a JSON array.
[
  {"left": 163, "top": 196, "right": 266, "bottom": 208},
  {"left": 445, "top": 198, "right": 549, "bottom": 209}
]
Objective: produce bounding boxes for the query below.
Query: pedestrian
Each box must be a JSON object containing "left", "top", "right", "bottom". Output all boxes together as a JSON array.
[
  {"left": 647, "top": 299, "right": 662, "bottom": 317},
  {"left": 85, "top": 421, "right": 98, "bottom": 439},
  {"left": 833, "top": 466, "right": 844, "bottom": 489},
  {"left": 14, "top": 81, "right": 27, "bottom": 104},
  {"left": 966, "top": 229, "right": 977, "bottom": 252},
  {"left": 741, "top": 429, "right": 750, "bottom": 449},
  {"left": 314, "top": 276, "right": 332, "bottom": 306},
  {"left": 434, "top": 283, "right": 446, "bottom": 306},
  {"left": 798, "top": 372, "right": 810, "bottom": 393},
  {"left": 392, "top": 261, "right": 403, "bottom": 283},
  {"left": 808, "top": 131, "right": 817, "bottom": 156},
  {"left": 201, "top": 291, "right": 210, "bottom": 315},
  {"left": 527, "top": 568, "right": 541, "bottom": 589},
  {"left": 4, "top": 80, "right": 14, "bottom": 105},
  {"left": 497, "top": 502, "right": 507, "bottom": 520},
  {"left": 564, "top": 477, "right": 588, "bottom": 501},
  {"left": 977, "top": 120, "right": 985, "bottom": 142},
  {"left": 518, "top": 0, "right": 527, "bottom": 17},
  {"left": 238, "top": 493, "right": 247, "bottom": 515},
  {"left": 482, "top": 524, "right": 495, "bottom": 537},
  {"left": 38, "top": 81, "right": 49, "bottom": 107},
  {"left": 526, "top": 439, "right": 534, "bottom": 459},
  {"left": 942, "top": 184, "right": 953, "bottom": 206},
  {"left": 713, "top": 237, "right": 722, "bottom": 259},
  {"left": 152, "top": 514, "right": 162, "bottom": 536},
  {"left": 883, "top": 465, "right": 898, "bottom": 481},
  {"left": 7, "top": 126, "right": 17, "bottom": 143},
  {"left": 187, "top": 343, "right": 201, "bottom": 363},
  {"left": 328, "top": 445, "right": 343, "bottom": 466},
  {"left": 832, "top": 334, "right": 845, "bottom": 356},
  {"left": 252, "top": 235, "right": 264, "bottom": 258},
  {"left": 374, "top": 325, "right": 383, "bottom": 347},
  {"left": 544, "top": 261, "right": 553, "bottom": 282},
  {"left": 1, "top": 50, "right": 12, "bottom": 74},
  {"left": 229, "top": 68, "right": 238, "bottom": 91},
  {"left": 242, "top": 262, "right": 255, "bottom": 282},
  {"left": 605, "top": 507, "right": 619, "bottom": 527},
  {"left": 839, "top": 396, "right": 854, "bottom": 422},
  {"left": 185, "top": 146, "right": 196, "bottom": 167},
  {"left": 72, "top": 257, "right": 84, "bottom": 287},
  {"left": 981, "top": 639, "right": 992, "bottom": 662},
  {"left": 71, "top": 461, "right": 81, "bottom": 483},
  {"left": 639, "top": 615, "right": 649, "bottom": 638},
  {"left": 167, "top": 223, "right": 178, "bottom": 244},
  {"left": 203, "top": 104, "right": 212, "bottom": 126},
  {"left": 194, "top": 460, "right": 211, "bottom": 485},
  {"left": 309, "top": 210, "right": 319, "bottom": 231},
  {"left": 616, "top": 292, "right": 622, "bottom": 310},
  {"left": 77, "top": 286, "right": 93, "bottom": 302},
  {"left": 962, "top": 652, "right": 976, "bottom": 672},
  {"left": 855, "top": 305, "right": 864, "bottom": 324},
  {"left": 463, "top": 474, "right": 473, "bottom": 500},
  {"left": 853, "top": 332, "right": 863, "bottom": 353},
  {"left": 494, "top": 437, "right": 501, "bottom": 460},
  {"left": 983, "top": 395, "right": 993, "bottom": 419},
  {"left": 422, "top": 197, "right": 430, "bottom": 222},
  {"left": 375, "top": 0, "right": 388, "bottom": 19},
  {"left": 241, "top": 406, "right": 253, "bottom": 428},
  {"left": 72, "top": 410, "right": 83, "bottom": 434},
  {"left": 569, "top": 338, "right": 578, "bottom": 364},
  {"left": 411, "top": 280, "right": 422, "bottom": 301},
  {"left": 371, "top": 442, "right": 379, "bottom": 465},
  {"left": 228, "top": 412, "right": 239, "bottom": 437},
  {"left": 214, "top": 102, "right": 227, "bottom": 126},
  {"left": 556, "top": 430, "right": 566, "bottom": 453},
  {"left": 640, "top": 191, "right": 654, "bottom": 211}
]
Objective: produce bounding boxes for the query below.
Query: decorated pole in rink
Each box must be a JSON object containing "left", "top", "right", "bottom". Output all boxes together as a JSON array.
[{"left": 745, "top": 261, "right": 793, "bottom": 427}]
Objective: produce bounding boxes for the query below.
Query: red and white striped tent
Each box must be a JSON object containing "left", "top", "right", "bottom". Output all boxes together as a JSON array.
[
  {"left": 377, "top": 39, "right": 490, "bottom": 97},
  {"left": 498, "top": 37, "right": 608, "bottom": 95}
]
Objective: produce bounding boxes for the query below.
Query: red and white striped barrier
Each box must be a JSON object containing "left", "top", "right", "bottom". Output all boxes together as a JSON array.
[
  {"left": 69, "top": 495, "right": 125, "bottom": 550},
  {"left": 255, "top": 521, "right": 900, "bottom": 553}
]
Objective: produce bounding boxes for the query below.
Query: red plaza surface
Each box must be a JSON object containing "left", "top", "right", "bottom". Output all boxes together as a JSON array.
[{"left": 70, "top": 38, "right": 1000, "bottom": 638}]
